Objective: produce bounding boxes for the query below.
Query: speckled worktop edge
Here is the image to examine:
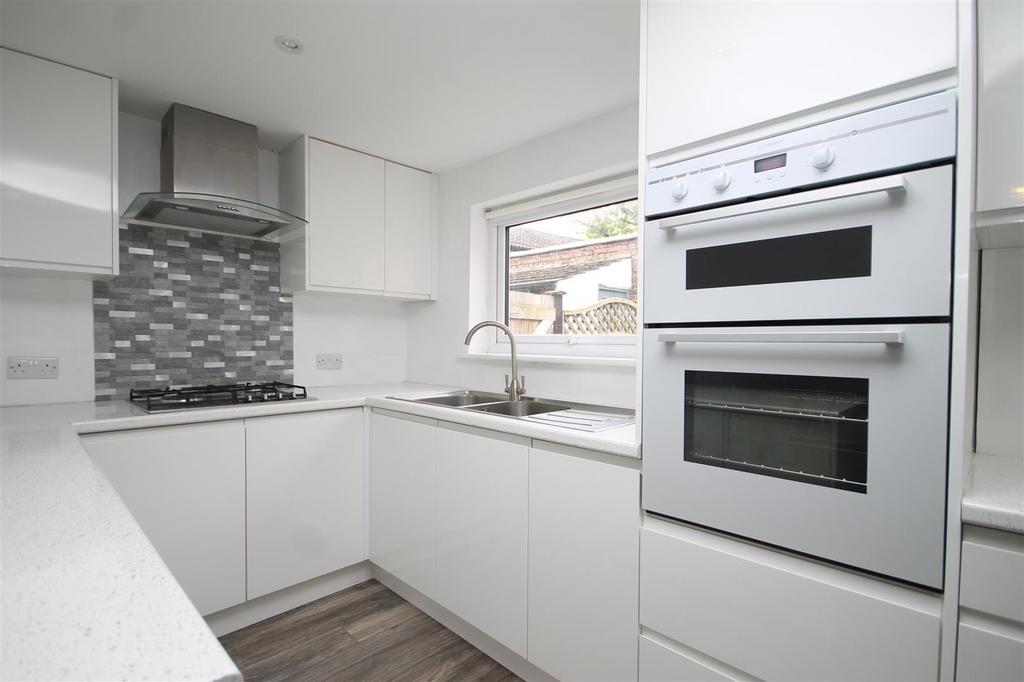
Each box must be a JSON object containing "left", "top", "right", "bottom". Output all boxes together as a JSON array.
[
  {"left": 0, "top": 382, "right": 637, "bottom": 681},
  {"left": 962, "top": 451, "right": 1024, "bottom": 535}
]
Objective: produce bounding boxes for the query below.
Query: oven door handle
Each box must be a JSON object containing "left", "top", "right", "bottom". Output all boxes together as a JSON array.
[
  {"left": 655, "top": 174, "right": 907, "bottom": 231},
  {"left": 657, "top": 330, "right": 905, "bottom": 345}
]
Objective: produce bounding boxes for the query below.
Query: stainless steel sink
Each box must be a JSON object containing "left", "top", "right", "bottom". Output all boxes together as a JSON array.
[
  {"left": 465, "top": 399, "right": 571, "bottom": 417},
  {"left": 403, "top": 390, "right": 509, "bottom": 407},
  {"left": 389, "top": 389, "right": 635, "bottom": 433}
]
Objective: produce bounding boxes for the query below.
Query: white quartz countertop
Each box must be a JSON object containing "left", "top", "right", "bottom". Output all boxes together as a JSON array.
[
  {"left": 963, "top": 451, "right": 1024, "bottom": 535},
  {"left": 0, "top": 381, "right": 637, "bottom": 681}
]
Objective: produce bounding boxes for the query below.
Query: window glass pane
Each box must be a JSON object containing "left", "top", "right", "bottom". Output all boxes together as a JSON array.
[
  {"left": 684, "top": 370, "right": 868, "bottom": 493},
  {"left": 506, "top": 199, "right": 637, "bottom": 336}
]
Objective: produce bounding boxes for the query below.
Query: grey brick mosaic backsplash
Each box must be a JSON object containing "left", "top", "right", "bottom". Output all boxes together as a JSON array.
[{"left": 94, "top": 224, "right": 293, "bottom": 401}]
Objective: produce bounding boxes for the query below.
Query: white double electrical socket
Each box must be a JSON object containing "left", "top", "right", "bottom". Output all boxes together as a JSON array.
[
  {"left": 315, "top": 353, "right": 344, "bottom": 370},
  {"left": 7, "top": 356, "right": 59, "bottom": 379}
]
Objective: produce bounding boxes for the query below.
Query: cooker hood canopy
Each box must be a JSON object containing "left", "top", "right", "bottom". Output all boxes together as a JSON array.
[{"left": 121, "top": 104, "right": 305, "bottom": 240}]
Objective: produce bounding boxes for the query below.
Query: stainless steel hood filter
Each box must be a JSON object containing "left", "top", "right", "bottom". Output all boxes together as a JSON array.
[{"left": 121, "top": 104, "right": 305, "bottom": 239}]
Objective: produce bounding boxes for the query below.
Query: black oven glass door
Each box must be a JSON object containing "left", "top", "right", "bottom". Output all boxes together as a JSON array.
[
  {"left": 685, "top": 225, "right": 873, "bottom": 290},
  {"left": 684, "top": 370, "right": 869, "bottom": 493}
]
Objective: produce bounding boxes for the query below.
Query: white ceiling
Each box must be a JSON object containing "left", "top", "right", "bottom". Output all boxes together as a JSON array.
[{"left": 0, "top": 0, "right": 640, "bottom": 172}]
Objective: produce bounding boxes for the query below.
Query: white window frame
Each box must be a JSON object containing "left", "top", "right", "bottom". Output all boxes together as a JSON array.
[{"left": 485, "top": 173, "right": 639, "bottom": 360}]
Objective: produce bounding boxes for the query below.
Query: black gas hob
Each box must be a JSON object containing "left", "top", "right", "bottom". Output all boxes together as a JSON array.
[{"left": 130, "top": 381, "right": 309, "bottom": 413}]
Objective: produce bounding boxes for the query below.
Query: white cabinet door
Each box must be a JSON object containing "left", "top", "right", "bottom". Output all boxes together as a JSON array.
[
  {"left": 435, "top": 424, "right": 528, "bottom": 658},
  {"left": 81, "top": 422, "right": 246, "bottom": 615},
  {"left": 369, "top": 409, "right": 436, "bottom": 597},
  {"left": 640, "top": 521, "right": 941, "bottom": 681},
  {"left": 528, "top": 445, "right": 640, "bottom": 682},
  {"left": 977, "top": 0, "right": 1024, "bottom": 212},
  {"left": 308, "top": 138, "right": 385, "bottom": 290},
  {"left": 645, "top": 1, "right": 957, "bottom": 157},
  {"left": 245, "top": 409, "right": 366, "bottom": 599},
  {"left": 384, "top": 161, "right": 432, "bottom": 297},
  {"left": 957, "top": 621, "right": 1024, "bottom": 682},
  {"left": 639, "top": 635, "right": 738, "bottom": 682},
  {"left": 0, "top": 48, "right": 116, "bottom": 274}
]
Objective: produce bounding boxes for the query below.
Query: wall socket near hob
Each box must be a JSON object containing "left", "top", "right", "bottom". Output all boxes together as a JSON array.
[
  {"left": 7, "top": 357, "right": 59, "bottom": 379},
  {"left": 315, "top": 353, "right": 344, "bottom": 370}
]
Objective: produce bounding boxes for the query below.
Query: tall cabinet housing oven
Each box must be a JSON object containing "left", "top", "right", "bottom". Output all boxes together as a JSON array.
[{"left": 641, "top": 92, "right": 957, "bottom": 590}]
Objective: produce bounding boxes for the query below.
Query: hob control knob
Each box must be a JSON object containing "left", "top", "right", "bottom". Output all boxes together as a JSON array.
[
  {"left": 670, "top": 179, "right": 689, "bottom": 201},
  {"left": 712, "top": 170, "right": 732, "bottom": 192},
  {"left": 811, "top": 145, "right": 836, "bottom": 170}
]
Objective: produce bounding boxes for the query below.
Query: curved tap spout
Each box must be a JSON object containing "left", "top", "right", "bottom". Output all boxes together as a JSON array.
[{"left": 464, "top": 320, "right": 525, "bottom": 400}]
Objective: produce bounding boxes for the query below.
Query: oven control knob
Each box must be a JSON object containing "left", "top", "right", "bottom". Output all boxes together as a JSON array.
[
  {"left": 811, "top": 144, "right": 835, "bottom": 170},
  {"left": 712, "top": 170, "right": 732, "bottom": 192},
  {"left": 670, "top": 179, "right": 689, "bottom": 201}
]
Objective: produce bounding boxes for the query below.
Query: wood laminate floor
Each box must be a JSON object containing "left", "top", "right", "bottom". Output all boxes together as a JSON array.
[{"left": 219, "top": 579, "right": 522, "bottom": 682}]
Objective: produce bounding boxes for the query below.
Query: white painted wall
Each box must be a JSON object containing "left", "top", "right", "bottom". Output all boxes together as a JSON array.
[
  {"left": 292, "top": 293, "right": 408, "bottom": 387},
  {"left": 404, "top": 105, "right": 639, "bottom": 407},
  {"left": 976, "top": 246, "right": 1024, "bottom": 459},
  {"left": 118, "top": 112, "right": 161, "bottom": 213},
  {"left": 0, "top": 274, "right": 95, "bottom": 406}
]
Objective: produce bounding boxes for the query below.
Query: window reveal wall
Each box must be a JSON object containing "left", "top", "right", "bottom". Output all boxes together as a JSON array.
[{"left": 93, "top": 224, "right": 293, "bottom": 400}]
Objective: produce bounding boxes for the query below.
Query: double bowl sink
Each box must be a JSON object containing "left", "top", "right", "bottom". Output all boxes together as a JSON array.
[{"left": 390, "top": 390, "right": 635, "bottom": 432}]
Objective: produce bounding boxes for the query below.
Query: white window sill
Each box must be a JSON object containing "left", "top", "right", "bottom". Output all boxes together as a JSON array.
[{"left": 458, "top": 350, "right": 636, "bottom": 368}]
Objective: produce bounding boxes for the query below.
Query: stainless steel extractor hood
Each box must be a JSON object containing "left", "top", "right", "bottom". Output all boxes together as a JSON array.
[{"left": 121, "top": 104, "right": 305, "bottom": 239}]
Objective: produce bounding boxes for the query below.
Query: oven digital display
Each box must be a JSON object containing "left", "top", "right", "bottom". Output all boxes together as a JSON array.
[{"left": 754, "top": 153, "right": 787, "bottom": 173}]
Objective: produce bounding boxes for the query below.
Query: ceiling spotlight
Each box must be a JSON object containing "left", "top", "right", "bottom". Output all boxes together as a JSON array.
[{"left": 274, "top": 35, "right": 305, "bottom": 54}]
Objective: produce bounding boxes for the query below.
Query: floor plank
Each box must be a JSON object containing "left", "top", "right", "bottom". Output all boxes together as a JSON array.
[{"left": 219, "top": 579, "right": 522, "bottom": 682}]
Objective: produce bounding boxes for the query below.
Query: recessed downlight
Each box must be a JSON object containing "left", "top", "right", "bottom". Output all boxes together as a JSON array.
[{"left": 274, "top": 35, "right": 305, "bottom": 54}]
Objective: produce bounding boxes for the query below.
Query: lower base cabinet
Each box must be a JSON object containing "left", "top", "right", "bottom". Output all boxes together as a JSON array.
[
  {"left": 957, "top": 524, "right": 1024, "bottom": 681},
  {"left": 528, "top": 444, "right": 640, "bottom": 682},
  {"left": 435, "top": 423, "right": 529, "bottom": 658},
  {"left": 639, "top": 634, "right": 738, "bottom": 682},
  {"left": 81, "top": 421, "right": 247, "bottom": 616},
  {"left": 83, "top": 409, "right": 368, "bottom": 617},
  {"left": 245, "top": 409, "right": 366, "bottom": 599},
  {"left": 957, "top": 621, "right": 1024, "bottom": 682},
  {"left": 640, "top": 519, "right": 941, "bottom": 682},
  {"left": 369, "top": 410, "right": 436, "bottom": 597}
]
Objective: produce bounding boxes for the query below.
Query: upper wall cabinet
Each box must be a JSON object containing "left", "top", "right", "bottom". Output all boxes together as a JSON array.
[
  {"left": 974, "top": 0, "right": 1024, "bottom": 249},
  {"left": 279, "top": 136, "right": 435, "bottom": 300},
  {"left": 644, "top": 1, "right": 957, "bottom": 159},
  {"left": 0, "top": 48, "right": 119, "bottom": 276}
]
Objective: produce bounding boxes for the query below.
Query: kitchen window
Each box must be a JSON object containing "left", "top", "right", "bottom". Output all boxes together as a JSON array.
[{"left": 487, "top": 175, "right": 638, "bottom": 359}]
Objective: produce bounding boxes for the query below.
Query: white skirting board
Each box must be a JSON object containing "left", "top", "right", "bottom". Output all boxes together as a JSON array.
[{"left": 205, "top": 561, "right": 373, "bottom": 637}]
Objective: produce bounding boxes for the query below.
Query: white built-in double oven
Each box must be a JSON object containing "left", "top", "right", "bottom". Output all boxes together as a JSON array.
[{"left": 642, "top": 92, "right": 956, "bottom": 590}]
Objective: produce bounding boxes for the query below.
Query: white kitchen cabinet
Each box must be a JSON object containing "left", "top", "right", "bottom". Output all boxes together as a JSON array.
[
  {"left": 245, "top": 409, "right": 366, "bottom": 600},
  {"left": 957, "top": 524, "right": 1024, "bottom": 681},
  {"left": 384, "top": 161, "right": 433, "bottom": 296},
  {"left": 639, "top": 634, "right": 739, "bottom": 682},
  {"left": 528, "top": 443, "right": 640, "bottom": 682},
  {"left": 434, "top": 423, "right": 529, "bottom": 658},
  {"left": 644, "top": 1, "right": 957, "bottom": 159},
  {"left": 977, "top": 0, "right": 1024, "bottom": 215},
  {"left": 368, "top": 409, "right": 436, "bottom": 596},
  {"left": 0, "top": 48, "right": 118, "bottom": 275},
  {"left": 964, "top": 616, "right": 1024, "bottom": 679},
  {"left": 640, "top": 518, "right": 941, "bottom": 682},
  {"left": 957, "top": 621, "right": 1024, "bottom": 682},
  {"left": 279, "top": 136, "right": 434, "bottom": 299},
  {"left": 81, "top": 422, "right": 246, "bottom": 615}
]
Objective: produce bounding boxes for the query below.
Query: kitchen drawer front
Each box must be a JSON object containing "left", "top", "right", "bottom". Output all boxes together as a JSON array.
[
  {"left": 639, "top": 634, "right": 747, "bottom": 682},
  {"left": 640, "top": 521, "right": 941, "bottom": 682},
  {"left": 956, "top": 621, "right": 1024, "bottom": 682},
  {"left": 643, "top": 165, "right": 952, "bottom": 324},
  {"left": 961, "top": 525, "right": 1024, "bottom": 623}
]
